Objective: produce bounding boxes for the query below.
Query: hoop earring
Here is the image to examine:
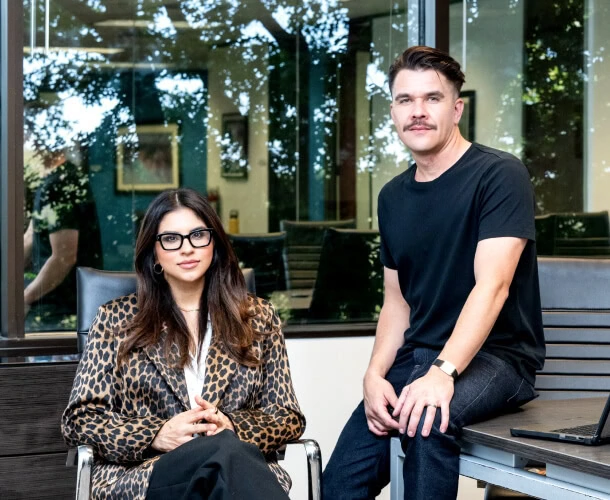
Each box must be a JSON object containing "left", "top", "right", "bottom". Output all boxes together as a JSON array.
[{"left": 153, "top": 263, "right": 163, "bottom": 275}]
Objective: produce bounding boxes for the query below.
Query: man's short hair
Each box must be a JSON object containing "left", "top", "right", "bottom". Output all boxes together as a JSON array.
[{"left": 388, "top": 46, "right": 465, "bottom": 97}]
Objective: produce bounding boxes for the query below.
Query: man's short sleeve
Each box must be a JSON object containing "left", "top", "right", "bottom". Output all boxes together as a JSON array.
[
  {"left": 34, "top": 168, "right": 85, "bottom": 234},
  {"left": 478, "top": 159, "right": 536, "bottom": 242}
]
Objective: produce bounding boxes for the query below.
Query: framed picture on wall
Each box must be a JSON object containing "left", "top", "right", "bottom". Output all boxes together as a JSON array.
[
  {"left": 116, "top": 123, "right": 179, "bottom": 192},
  {"left": 459, "top": 90, "right": 476, "bottom": 142},
  {"left": 221, "top": 113, "right": 249, "bottom": 179}
]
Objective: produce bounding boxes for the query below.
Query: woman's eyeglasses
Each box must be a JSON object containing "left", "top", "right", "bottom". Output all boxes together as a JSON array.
[{"left": 156, "top": 228, "right": 214, "bottom": 251}]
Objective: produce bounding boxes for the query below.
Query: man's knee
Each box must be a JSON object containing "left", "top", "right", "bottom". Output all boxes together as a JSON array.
[{"left": 400, "top": 414, "right": 460, "bottom": 453}]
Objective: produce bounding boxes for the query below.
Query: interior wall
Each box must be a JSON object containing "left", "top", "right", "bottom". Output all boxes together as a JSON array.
[
  {"left": 585, "top": 0, "right": 610, "bottom": 214},
  {"left": 448, "top": 0, "right": 524, "bottom": 158},
  {"left": 283, "top": 335, "right": 482, "bottom": 500},
  {"left": 207, "top": 44, "right": 270, "bottom": 232}
]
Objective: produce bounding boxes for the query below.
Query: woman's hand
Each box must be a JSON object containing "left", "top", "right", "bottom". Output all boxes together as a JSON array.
[
  {"left": 151, "top": 405, "right": 218, "bottom": 453},
  {"left": 194, "top": 395, "right": 236, "bottom": 436}
]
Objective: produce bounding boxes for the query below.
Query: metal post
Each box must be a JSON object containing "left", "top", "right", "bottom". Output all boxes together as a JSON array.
[{"left": 1, "top": 0, "right": 25, "bottom": 338}]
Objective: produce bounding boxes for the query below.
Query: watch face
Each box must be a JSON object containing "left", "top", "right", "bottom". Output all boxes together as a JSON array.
[{"left": 434, "top": 359, "right": 458, "bottom": 380}]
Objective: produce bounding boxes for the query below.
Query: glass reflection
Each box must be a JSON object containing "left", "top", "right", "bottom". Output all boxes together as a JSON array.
[
  {"left": 449, "top": 0, "right": 610, "bottom": 260},
  {"left": 22, "top": 0, "right": 414, "bottom": 333}
]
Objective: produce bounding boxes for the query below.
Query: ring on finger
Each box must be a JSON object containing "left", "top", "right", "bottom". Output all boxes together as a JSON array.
[{"left": 428, "top": 404, "right": 438, "bottom": 409}]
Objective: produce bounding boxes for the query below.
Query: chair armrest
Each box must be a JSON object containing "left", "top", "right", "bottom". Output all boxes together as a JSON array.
[
  {"left": 66, "top": 445, "right": 94, "bottom": 500},
  {"left": 278, "top": 439, "right": 322, "bottom": 500}
]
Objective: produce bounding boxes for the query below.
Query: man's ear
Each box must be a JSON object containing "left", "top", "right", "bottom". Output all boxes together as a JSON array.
[{"left": 453, "top": 97, "right": 464, "bottom": 125}]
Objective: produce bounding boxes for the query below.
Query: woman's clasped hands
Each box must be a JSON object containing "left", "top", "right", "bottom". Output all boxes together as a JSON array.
[{"left": 151, "top": 395, "right": 235, "bottom": 452}]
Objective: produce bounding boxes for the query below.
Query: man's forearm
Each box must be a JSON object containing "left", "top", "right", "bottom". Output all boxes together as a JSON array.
[
  {"left": 23, "top": 222, "right": 33, "bottom": 268},
  {"left": 438, "top": 280, "right": 509, "bottom": 375},
  {"left": 437, "top": 237, "right": 526, "bottom": 377},
  {"left": 24, "top": 254, "right": 75, "bottom": 305}
]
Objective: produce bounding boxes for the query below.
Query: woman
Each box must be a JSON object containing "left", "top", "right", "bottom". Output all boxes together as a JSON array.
[{"left": 62, "top": 188, "right": 305, "bottom": 499}]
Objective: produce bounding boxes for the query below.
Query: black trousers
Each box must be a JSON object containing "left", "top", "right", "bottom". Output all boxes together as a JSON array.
[{"left": 146, "top": 430, "right": 290, "bottom": 500}]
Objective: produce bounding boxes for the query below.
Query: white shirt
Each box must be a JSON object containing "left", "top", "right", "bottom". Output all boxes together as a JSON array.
[{"left": 183, "top": 319, "right": 212, "bottom": 409}]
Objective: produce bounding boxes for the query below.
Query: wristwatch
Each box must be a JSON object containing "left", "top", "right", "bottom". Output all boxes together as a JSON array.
[{"left": 432, "top": 358, "right": 459, "bottom": 381}]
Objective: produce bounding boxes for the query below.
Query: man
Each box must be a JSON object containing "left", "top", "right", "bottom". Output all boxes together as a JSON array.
[
  {"left": 24, "top": 145, "right": 102, "bottom": 331},
  {"left": 323, "top": 46, "right": 545, "bottom": 499}
]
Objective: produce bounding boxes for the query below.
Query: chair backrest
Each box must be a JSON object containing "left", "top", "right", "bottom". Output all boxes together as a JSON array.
[
  {"left": 280, "top": 219, "right": 356, "bottom": 289},
  {"left": 308, "top": 228, "right": 382, "bottom": 321},
  {"left": 536, "top": 211, "right": 610, "bottom": 257},
  {"left": 534, "top": 214, "right": 556, "bottom": 256},
  {"left": 554, "top": 211, "right": 610, "bottom": 239},
  {"left": 229, "top": 232, "right": 286, "bottom": 297},
  {"left": 76, "top": 268, "right": 137, "bottom": 353},
  {"left": 76, "top": 267, "right": 255, "bottom": 353},
  {"left": 536, "top": 257, "right": 610, "bottom": 399}
]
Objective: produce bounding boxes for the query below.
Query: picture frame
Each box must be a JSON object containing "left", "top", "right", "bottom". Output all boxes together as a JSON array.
[
  {"left": 221, "top": 113, "right": 249, "bottom": 179},
  {"left": 116, "top": 123, "right": 179, "bottom": 192},
  {"left": 459, "top": 90, "right": 476, "bottom": 142}
]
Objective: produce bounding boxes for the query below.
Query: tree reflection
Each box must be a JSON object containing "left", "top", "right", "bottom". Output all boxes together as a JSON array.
[{"left": 24, "top": 0, "right": 410, "bottom": 234}]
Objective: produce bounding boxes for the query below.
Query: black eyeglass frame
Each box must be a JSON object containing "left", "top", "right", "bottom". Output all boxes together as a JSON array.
[{"left": 155, "top": 228, "right": 214, "bottom": 251}]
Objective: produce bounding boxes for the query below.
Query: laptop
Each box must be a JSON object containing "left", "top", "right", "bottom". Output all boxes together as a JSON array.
[{"left": 510, "top": 395, "right": 610, "bottom": 445}]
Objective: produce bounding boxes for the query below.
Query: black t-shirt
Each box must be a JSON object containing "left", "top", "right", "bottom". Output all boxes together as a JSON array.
[
  {"left": 378, "top": 143, "right": 545, "bottom": 384},
  {"left": 31, "top": 161, "right": 103, "bottom": 314}
]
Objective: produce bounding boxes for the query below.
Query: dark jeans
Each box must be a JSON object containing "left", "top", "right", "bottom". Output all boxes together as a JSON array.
[
  {"left": 146, "top": 431, "right": 289, "bottom": 500},
  {"left": 323, "top": 347, "right": 537, "bottom": 500}
]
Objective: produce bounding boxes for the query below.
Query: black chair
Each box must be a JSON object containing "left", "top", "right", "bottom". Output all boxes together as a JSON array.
[
  {"left": 229, "top": 232, "right": 286, "bottom": 297},
  {"left": 68, "top": 266, "right": 321, "bottom": 500},
  {"left": 280, "top": 219, "right": 356, "bottom": 290},
  {"left": 554, "top": 211, "right": 610, "bottom": 239},
  {"left": 308, "top": 228, "right": 383, "bottom": 321},
  {"left": 536, "top": 211, "right": 610, "bottom": 257},
  {"left": 534, "top": 214, "right": 556, "bottom": 256}
]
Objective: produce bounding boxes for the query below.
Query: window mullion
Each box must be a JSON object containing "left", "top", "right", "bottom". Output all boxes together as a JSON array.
[{"left": 1, "top": 0, "right": 25, "bottom": 338}]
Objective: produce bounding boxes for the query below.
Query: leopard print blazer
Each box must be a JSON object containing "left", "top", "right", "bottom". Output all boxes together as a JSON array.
[{"left": 62, "top": 294, "right": 305, "bottom": 499}]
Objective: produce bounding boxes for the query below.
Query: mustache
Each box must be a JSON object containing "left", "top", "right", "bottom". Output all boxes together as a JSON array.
[{"left": 404, "top": 120, "right": 436, "bottom": 131}]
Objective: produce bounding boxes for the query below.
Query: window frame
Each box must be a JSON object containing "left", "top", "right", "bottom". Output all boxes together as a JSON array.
[{"left": 1, "top": 0, "right": 25, "bottom": 341}]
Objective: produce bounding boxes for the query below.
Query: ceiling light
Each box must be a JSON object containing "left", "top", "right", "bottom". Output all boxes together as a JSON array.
[
  {"left": 95, "top": 19, "right": 221, "bottom": 29},
  {"left": 24, "top": 46, "right": 124, "bottom": 55}
]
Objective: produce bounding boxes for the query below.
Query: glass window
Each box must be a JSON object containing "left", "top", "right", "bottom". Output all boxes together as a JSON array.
[
  {"left": 449, "top": 0, "right": 610, "bottom": 259},
  {"left": 19, "top": 0, "right": 420, "bottom": 339}
]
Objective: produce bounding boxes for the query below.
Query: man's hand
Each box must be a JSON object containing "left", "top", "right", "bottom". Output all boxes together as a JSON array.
[
  {"left": 363, "top": 371, "right": 400, "bottom": 436},
  {"left": 151, "top": 405, "right": 219, "bottom": 452},
  {"left": 392, "top": 366, "right": 454, "bottom": 437},
  {"left": 194, "top": 395, "right": 235, "bottom": 436}
]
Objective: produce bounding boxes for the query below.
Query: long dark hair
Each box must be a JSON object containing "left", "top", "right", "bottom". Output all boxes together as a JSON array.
[{"left": 117, "top": 188, "right": 261, "bottom": 368}]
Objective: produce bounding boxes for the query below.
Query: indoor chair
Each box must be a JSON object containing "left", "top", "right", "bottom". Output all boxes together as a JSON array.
[
  {"left": 229, "top": 232, "right": 287, "bottom": 297},
  {"left": 536, "top": 211, "right": 610, "bottom": 257},
  {"left": 308, "top": 228, "right": 382, "bottom": 321},
  {"left": 280, "top": 219, "right": 356, "bottom": 290},
  {"left": 67, "top": 266, "right": 322, "bottom": 500}
]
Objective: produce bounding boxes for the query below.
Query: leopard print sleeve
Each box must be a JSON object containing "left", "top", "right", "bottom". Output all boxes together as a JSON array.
[
  {"left": 61, "top": 300, "right": 166, "bottom": 463},
  {"left": 227, "top": 300, "right": 306, "bottom": 454}
]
